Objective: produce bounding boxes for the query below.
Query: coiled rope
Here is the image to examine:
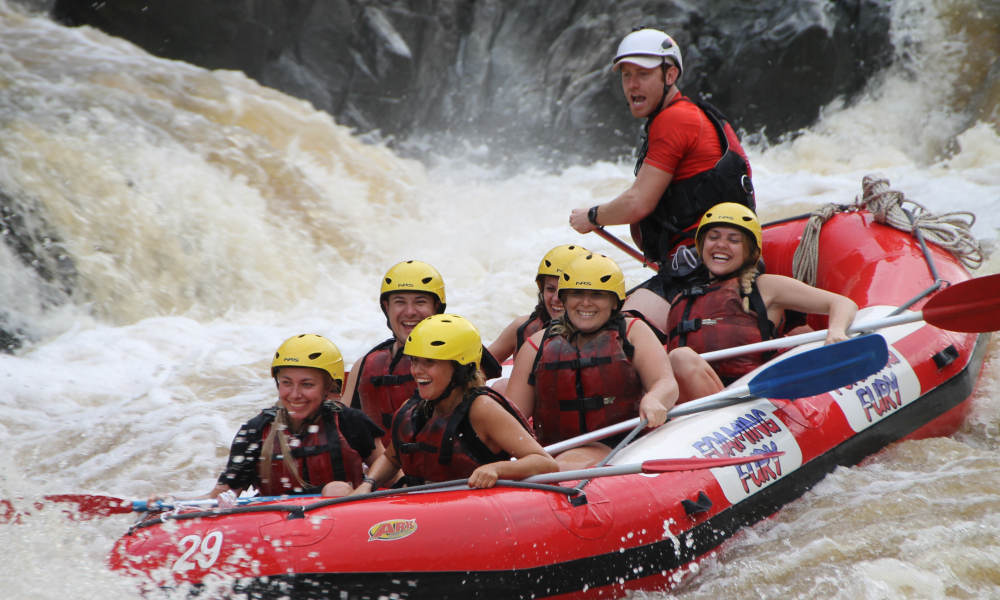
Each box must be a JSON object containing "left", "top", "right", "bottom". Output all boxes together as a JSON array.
[{"left": 791, "top": 175, "right": 983, "bottom": 285}]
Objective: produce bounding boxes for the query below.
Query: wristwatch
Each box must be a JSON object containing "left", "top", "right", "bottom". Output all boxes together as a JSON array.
[{"left": 588, "top": 205, "right": 600, "bottom": 226}]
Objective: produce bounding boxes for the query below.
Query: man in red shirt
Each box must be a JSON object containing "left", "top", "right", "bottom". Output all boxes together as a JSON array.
[{"left": 569, "top": 27, "right": 755, "bottom": 335}]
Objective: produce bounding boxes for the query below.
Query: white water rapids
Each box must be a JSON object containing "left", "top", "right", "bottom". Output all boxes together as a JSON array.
[{"left": 1, "top": 1, "right": 999, "bottom": 598}]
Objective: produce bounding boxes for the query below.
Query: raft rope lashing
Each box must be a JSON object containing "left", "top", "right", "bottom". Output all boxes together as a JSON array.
[{"left": 791, "top": 175, "right": 983, "bottom": 286}]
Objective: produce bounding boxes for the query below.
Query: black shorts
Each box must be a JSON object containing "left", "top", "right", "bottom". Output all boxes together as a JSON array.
[{"left": 630, "top": 267, "right": 709, "bottom": 304}]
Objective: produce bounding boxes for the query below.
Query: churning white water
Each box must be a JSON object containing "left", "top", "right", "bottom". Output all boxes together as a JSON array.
[{"left": 1, "top": 0, "right": 998, "bottom": 598}]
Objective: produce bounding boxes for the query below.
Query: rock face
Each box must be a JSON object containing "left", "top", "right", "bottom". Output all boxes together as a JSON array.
[{"left": 52, "top": 0, "right": 893, "bottom": 164}]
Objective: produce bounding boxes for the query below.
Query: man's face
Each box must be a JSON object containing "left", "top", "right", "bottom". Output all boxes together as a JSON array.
[{"left": 619, "top": 62, "right": 665, "bottom": 119}]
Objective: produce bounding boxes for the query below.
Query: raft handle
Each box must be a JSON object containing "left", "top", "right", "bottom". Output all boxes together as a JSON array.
[
  {"left": 682, "top": 491, "right": 712, "bottom": 516},
  {"left": 932, "top": 345, "right": 959, "bottom": 369}
]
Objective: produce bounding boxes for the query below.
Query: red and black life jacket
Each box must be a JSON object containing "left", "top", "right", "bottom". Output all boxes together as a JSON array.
[
  {"left": 635, "top": 97, "right": 755, "bottom": 264},
  {"left": 353, "top": 338, "right": 416, "bottom": 444},
  {"left": 391, "top": 387, "right": 532, "bottom": 484},
  {"left": 514, "top": 309, "right": 548, "bottom": 354},
  {"left": 528, "top": 315, "right": 643, "bottom": 445},
  {"left": 257, "top": 403, "right": 365, "bottom": 495},
  {"left": 666, "top": 276, "right": 776, "bottom": 382}
]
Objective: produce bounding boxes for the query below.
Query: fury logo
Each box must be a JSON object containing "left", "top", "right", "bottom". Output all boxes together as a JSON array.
[
  {"left": 735, "top": 442, "right": 783, "bottom": 493},
  {"left": 858, "top": 370, "right": 902, "bottom": 422}
]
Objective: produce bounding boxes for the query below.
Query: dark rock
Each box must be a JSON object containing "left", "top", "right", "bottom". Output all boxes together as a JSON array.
[
  {"left": 0, "top": 190, "right": 77, "bottom": 352},
  {"left": 51, "top": 0, "right": 893, "bottom": 165}
]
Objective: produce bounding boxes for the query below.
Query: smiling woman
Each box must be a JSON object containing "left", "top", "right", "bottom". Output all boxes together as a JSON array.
[
  {"left": 504, "top": 253, "right": 680, "bottom": 469},
  {"left": 149, "top": 334, "right": 385, "bottom": 504},
  {"left": 666, "top": 203, "right": 859, "bottom": 403},
  {"left": 352, "top": 314, "right": 558, "bottom": 492}
]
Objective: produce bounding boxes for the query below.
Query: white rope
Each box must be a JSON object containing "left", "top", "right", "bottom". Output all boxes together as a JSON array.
[{"left": 791, "top": 174, "right": 983, "bottom": 285}]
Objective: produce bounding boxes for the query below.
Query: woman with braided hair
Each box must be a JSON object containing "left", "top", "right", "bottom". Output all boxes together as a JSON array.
[
  {"left": 150, "top": 334, "right": 385, "bottom": 507},
  {"left": 666, "top": 203, "right": 858, "bottom": 402}
]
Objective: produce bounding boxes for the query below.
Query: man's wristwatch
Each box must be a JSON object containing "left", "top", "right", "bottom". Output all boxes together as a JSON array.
[
  {"left": 587, "top": 205, "right": 600, "bottom": 226},
  {"left": 362, "top": 476, "right": 378, "bottom": 490}
]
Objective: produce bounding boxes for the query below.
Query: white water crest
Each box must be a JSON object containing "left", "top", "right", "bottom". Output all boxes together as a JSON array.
[{"left": 1, "top": 0, "right": 998, "bottom": 598}]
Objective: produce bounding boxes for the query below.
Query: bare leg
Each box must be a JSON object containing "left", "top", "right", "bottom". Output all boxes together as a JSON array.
[
  {"left": 490, "top": 377, "right": 509, "bottom": 394},
  {"left": 623, "top": 288, "right": 670, "bottom": 336},
  {"left": 669, "top": 347, "right": 724, "bottom": 403},
  {"left": 554, "top": 443, "right": 612, "bottom": 470},
  {"left": 321, "top": 481, "right": 354, "bottom": 497}
]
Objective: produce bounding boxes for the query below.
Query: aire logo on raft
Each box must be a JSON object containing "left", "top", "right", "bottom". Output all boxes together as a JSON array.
[{"left": 368, "top": 518, "right": 418, "bottom": 541}]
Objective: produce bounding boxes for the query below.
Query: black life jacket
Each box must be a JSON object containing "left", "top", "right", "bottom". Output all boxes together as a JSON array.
[
  {"left": 515, "top": 309, "right": 548, "bottom": 354},
  {"left": 635, "top": 97, "right": 755, "bottom": 264}
]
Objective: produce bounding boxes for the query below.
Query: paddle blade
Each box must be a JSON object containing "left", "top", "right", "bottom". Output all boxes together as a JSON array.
[
  {"left": 747, "top": 334, "right": 889, "bottom": 400},
  {"left": 641, "top": 451, "right": 784, "bottom": 473},
  {"left": 42, "top": 494, "right": 137, "bottom": 517},
  {"left": 923, "top": 274, "right": 1000, "bottom": 332}
]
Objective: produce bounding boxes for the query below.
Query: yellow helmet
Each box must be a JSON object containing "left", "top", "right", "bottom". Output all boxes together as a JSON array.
[
  {"left": 536, "top": 244, "right": 590, "bottom": 281},
  {"left": 271, "top": 334, "right": 344, "bottom": 384},
  {"left": 558, "top": 253, "right": 627, "bottom": 302},
  {"left": 696, "top": 203, "right": 762, "bottom": 254},
  {"left": 379, "top": 260, "right": 446, "bottom": 310},
  {"left": 404, "top": 314, "right": 482, "bottom": 368}
]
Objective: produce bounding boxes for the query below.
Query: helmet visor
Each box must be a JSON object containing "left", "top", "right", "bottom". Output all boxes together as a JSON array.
[{"left": 612, "top": 54, "right": 664, "bottom": 71}]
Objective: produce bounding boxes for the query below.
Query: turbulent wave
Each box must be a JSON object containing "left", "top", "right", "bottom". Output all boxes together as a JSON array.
[{"left": 0, "top": 0, "right": 998, "bottom": 598}]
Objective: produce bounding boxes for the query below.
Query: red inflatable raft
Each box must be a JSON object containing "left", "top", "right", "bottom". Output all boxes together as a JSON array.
[{"left": 108, "top": 208, "right": 991, "bottom": 599}]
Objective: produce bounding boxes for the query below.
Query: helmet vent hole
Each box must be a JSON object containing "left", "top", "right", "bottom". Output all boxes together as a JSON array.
[
  {"left": 308, "top": 352, "right": 322, "bottom": 360},
  {"left": 600, "top": 275, "right": 612, "bottom": 283},
  {"left": 384, "top": 277, "right": 392, "bottom": 285},
  {"left": 421, "top": 277, "right": 433, "bottom": 284},
  {"left": 430, "top": 340, "right": 446, "bottom": 347}
]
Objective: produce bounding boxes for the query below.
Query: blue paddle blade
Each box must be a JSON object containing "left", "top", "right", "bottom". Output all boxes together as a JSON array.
[{"left": 747, "top": 334, "right": 889, "bottom": 400}]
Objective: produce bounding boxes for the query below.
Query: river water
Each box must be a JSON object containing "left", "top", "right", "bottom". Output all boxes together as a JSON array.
[{"left": 1, "top": 1, "right": 998, "bottom": 598}]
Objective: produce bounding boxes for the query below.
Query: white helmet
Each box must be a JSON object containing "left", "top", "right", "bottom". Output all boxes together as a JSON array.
[{"left": 611, "top": 28, "right": 683, "bottom": 79}]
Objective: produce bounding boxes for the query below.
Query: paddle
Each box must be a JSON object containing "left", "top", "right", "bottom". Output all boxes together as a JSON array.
[
  {"left": 0, "top": 492, "right": 323, "bottom": 520},
  {"left": 544, "top": 333, "right": 889, "bottom": 455},
  {"left": 701, "top": 273, "right": 1000, "bottom": 362},
  {"left": 13, "top": 451, "right": 784, "bottom": 520},
  {"left": 522, "top": 451, "right": 784, "bottom": 485},
  {"left": 593, "top": 227, "right": 659, "bottom": 271}
]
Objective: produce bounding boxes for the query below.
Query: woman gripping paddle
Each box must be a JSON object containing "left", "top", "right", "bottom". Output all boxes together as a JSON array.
[
  {"left": 352, "top": 314, "right": 558, "bottom": 493},
  {"left": 505, "top": 252, "right": 679, "bottom": 469},
  {"left": 667, "top": 203, "right": 858, "bottom": 403}
]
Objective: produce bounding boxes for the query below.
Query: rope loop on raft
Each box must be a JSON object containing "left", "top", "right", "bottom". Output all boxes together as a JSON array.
[{"left": 791, "top": 174, "right": 983, "bottom": 285}]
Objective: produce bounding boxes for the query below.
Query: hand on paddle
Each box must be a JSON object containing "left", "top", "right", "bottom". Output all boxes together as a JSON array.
[{"left": 639, "top": 394, "right": 669, "bottom": 428}]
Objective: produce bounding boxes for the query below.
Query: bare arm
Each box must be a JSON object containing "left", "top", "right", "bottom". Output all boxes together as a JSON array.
[
  {"left": 487, "top": 315, "right": 530, "bottom": 364},
  {"left": 350, "top": 441, "right": 401, "bottom": 495},
  {"left": 364, "top": 438, "right": 386, "bottom": 469},
  {"left": 758, "top": 274, "right": 859, "bottom": 344},
  {"left": 466, "top": 395, "right": 558, "bottom": 488},
  {"left": 503, "top": 329, "right": 543, "bottom": 420},
  {"left": 627, "top": 318, "right": 679, "bottom": 427},
  {"left": 341, "top": 359, "right": 362, "bottom": 409},
  {"left": 569, "top": 163, "right": 673, "bottom": 233}
]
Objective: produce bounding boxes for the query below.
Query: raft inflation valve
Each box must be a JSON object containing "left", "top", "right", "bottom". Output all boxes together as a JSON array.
[
  {"left": 932, "top": 345, "right": 959, "bottom": 369},
  {"left": 682, "top": 491, "right": 712, "bottom": 516}
]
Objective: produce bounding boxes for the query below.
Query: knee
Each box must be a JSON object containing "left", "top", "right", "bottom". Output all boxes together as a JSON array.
[{"left": 321, "top": 481, "right": 353, "bottom": 498}]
